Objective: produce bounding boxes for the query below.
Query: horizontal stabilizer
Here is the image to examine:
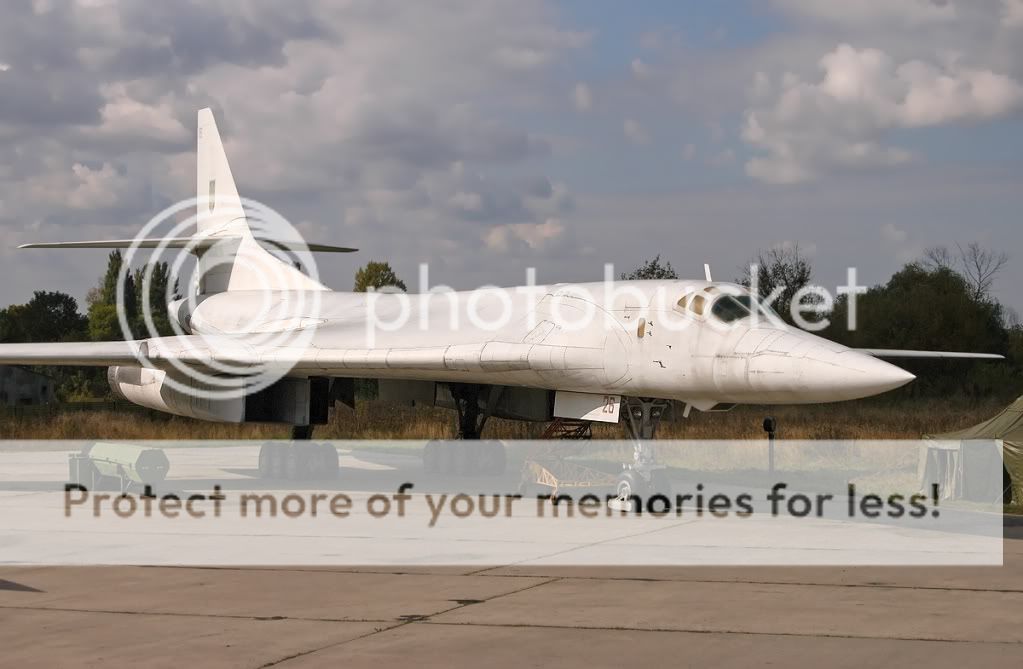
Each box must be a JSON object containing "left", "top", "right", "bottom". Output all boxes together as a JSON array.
[
  {"left": 19, "top": 238, "right": 357, "bottom": 253},
  {"left": 855, "top": 349, "right": 1005, "bottom": 360},
  {"left": 0, "top": 341, "right": 143, "bottom": 366}
]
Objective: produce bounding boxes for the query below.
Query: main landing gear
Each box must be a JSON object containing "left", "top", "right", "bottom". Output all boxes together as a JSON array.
[
  {"left": 614, "top": 397, "right": 673, "bottom": 509},
  {"left": 423, "top": 441, "right": 507, "bottom": 476},
  {"left": 256, "top": 425, "right": 340, "bottom": 481},
  {"left": 422, "top": 383, "right": 507, "bottom": 476}
]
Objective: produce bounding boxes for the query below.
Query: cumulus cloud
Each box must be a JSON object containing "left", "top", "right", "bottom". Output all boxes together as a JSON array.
[
  {"left": 623, "top": 118, "right": 650, "bottom": 144},
  {"left": 66, "top": 163, "right": 128, "bottom": 209},
  {"left": 0, "top": 0, "right": 590, "bottom": 301},
  {"left": 22, "top": 160, "right": 139, "bottom": 212},
  {"left": 881, "top": 222, "right": 909, "bottom": 243},
  {"left": 880, "top": 223, "right": 925, "bottom": 262},
  {"left": 492, "top": 26, "right": 589, "bottom": 70},
  {"left": 707, "top": 149, "right": 736, "bottom": 167},
  {"left": 484, "top": 217, "right": 564, "bottom": 251},
  {"left": 743, "top": 44, "right": 1023, "bottom": 183},
  {"left": 573, "top": 82, "right": 593, "bottom": 111},
  {"left": 631, "top": 58, "right": 651, "bottom": 79},
  {"left": 80, "top": 83, "right": 190, "bottom": 149},
  {"left": 1, "top": 0, "right": 1020, "bottom": 310},
  {"left": 772, "top": 0, "right": 957, "bottom": 25},
  {"left": 1004, "top": 0, "right": 1023, "bottom": 27}
]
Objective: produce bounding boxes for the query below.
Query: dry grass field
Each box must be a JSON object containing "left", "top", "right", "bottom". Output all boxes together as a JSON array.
[{"left": 0, "top": 396, "right": 1007, "bottom": 441}]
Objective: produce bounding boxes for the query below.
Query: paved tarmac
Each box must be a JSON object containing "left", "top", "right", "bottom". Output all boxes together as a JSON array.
[{"left": 0, "top": 444, "right": 1020, "bottom": 667}]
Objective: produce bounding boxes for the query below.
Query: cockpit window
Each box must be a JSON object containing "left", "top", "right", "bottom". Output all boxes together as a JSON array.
[
  {"left": 690, "top": 294, "right": 707, "bottom": 316},
  {"left": 735, "top": 295, "right": 782, "bottom": 321},
  {"left": 676, "top": 286, "right": 782, "bottom": 323},
  {"left": 711, "top": 295, "right": 752, "bottom": 323}
]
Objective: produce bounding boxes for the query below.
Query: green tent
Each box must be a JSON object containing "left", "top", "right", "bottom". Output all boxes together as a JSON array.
[{"left": 924, "top": 396, "right": 1023, "bottom": 504}]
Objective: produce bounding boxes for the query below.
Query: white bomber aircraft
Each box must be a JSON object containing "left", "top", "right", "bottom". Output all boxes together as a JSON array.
[{"left": 0, "top": 109, "right": 1003, "bottom": 488}]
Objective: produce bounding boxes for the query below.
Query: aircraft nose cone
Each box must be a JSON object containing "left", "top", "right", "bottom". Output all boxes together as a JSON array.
[{"left": 801, "top": 349, "right": 915, "bottom": 400}]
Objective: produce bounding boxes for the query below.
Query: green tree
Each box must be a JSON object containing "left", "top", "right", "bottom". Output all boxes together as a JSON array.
[
  {"left": 0, "top": 291, "right": 87, "bottom": 343},
  {"left": 923, "top": 243, "right": 1009, "bottom": 302},
  {"left": 0, "top": 291, "right": 91, "bottom": 401},
  {"left": 132, "top": 261, "right": 179, "bottom": 336},
  {"left": 351, "top": 261, "right": 405, "bottom": 400},
  {"left": 738, "top": 245, "right": 817, "bottom": 326},
  {"left": 1002, "top": 321, "right": 1023, "bottom": 390},
  {"left": 87, "top": 251, "right": 135, "bottom": 341},
  {"left": 621, "top": 255, "right": 678, "bottom": 280},
  {"left": 99, "top": 250, "right": 124, "bottom": 304},
  {"left": 824, "top": 264, "right": 1009, "bottom": 397},
  {"left": 353, "top": 261, "right": 407, "bottom": 292},
  {"left": 87, "top": 303, "right": 121, "bottom": 341}
]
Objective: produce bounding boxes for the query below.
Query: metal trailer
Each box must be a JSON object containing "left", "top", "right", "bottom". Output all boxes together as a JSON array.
[
  {"left": 519, "top": 457, "right": 617, "bottom": 498},
  {"left": 68, "top": 442, "right": 170, "bottom": 492},
  {"left": 519, "top": 418, "right": 617, "bottom": 497},
  {"left": 519, "top": 419, "right": 618, "bottom": 498},
  {"left": 541, "top": 417, "right": 594, "bottom": 439}
]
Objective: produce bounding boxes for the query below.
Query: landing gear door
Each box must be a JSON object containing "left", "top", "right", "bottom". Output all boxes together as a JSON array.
[{"left": 553, "top": 391, "right": 621, "bottom": 423}]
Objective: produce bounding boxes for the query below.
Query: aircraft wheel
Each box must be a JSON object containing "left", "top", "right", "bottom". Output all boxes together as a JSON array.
[
  {"left": 268, "top": 444, "right": 288, "bottom": 480},
  {"left": 285, "top": 446, "right": 304, "bottom": 480},
  {"left": 318, "top": 443, "right": 340, "bottom": 480},
  {"left": 615, "top": 471, "right": 642, "bottom": 512},
  {"left": 423, "top": 441, "right": 441, "bottom": 473},
  {"left": 480, "top": 441, "right": 506, "bottom": 476},
  {"left": 289, "top": 443, "right": 326, "bottom": 480},
  {"left": 303, "top": 443, "right": 324, "bottom": 480},
  {"left": 258, "top": 443, "right": 274, "bottom": 478},
  {"left": 437, "top": 442, "right": 456, "bottom": 475},
  {"left": 453, "top": 442, "right": 477, "bottom": 476}
]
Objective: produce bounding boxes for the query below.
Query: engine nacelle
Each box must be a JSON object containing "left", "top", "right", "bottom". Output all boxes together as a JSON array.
[
  {"left": 108, "top": 366, "right": 330, "bottom": 425},
  {"left": 167, "top": 298, "right": 194, "bottom": 334},
  {"left": 108, "top": 365, "right": 244, "bottom": 422}
]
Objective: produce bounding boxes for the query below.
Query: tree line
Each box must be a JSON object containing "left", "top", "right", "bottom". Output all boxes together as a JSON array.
[{"left": 0, "top": 251, "right": 179, "bottom": 399}]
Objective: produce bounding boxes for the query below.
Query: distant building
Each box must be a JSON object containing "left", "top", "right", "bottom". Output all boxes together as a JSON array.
[{"left": 0, "top": 366, "right": 56, "bottom": 407}]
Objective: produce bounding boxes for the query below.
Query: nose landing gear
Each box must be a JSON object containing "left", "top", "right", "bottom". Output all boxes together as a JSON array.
[{"left": 613, "top": 397, "right": 673, "bottom": 510}]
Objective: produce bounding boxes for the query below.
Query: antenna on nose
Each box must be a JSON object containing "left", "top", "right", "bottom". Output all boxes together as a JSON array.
[{"left": 704, "top": 264, "right": 713, "bottom": 281}]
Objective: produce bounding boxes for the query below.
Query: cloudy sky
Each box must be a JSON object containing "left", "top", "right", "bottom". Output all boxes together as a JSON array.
[{"left": 1, "top": 0, "right": 1021, "bottom": 315}]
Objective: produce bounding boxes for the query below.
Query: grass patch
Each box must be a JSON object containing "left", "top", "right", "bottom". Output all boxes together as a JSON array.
[{"left": 0, "top": 396, "right": 1007, "bottom": 441}]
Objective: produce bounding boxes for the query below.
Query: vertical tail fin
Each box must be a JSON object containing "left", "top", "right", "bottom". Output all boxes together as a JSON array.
[
  {"left": 193, "top": 108, "right": 327, "bottom": 294},
  {"left": 196, "top": 108, "right": 246, "bottom": 236}
]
